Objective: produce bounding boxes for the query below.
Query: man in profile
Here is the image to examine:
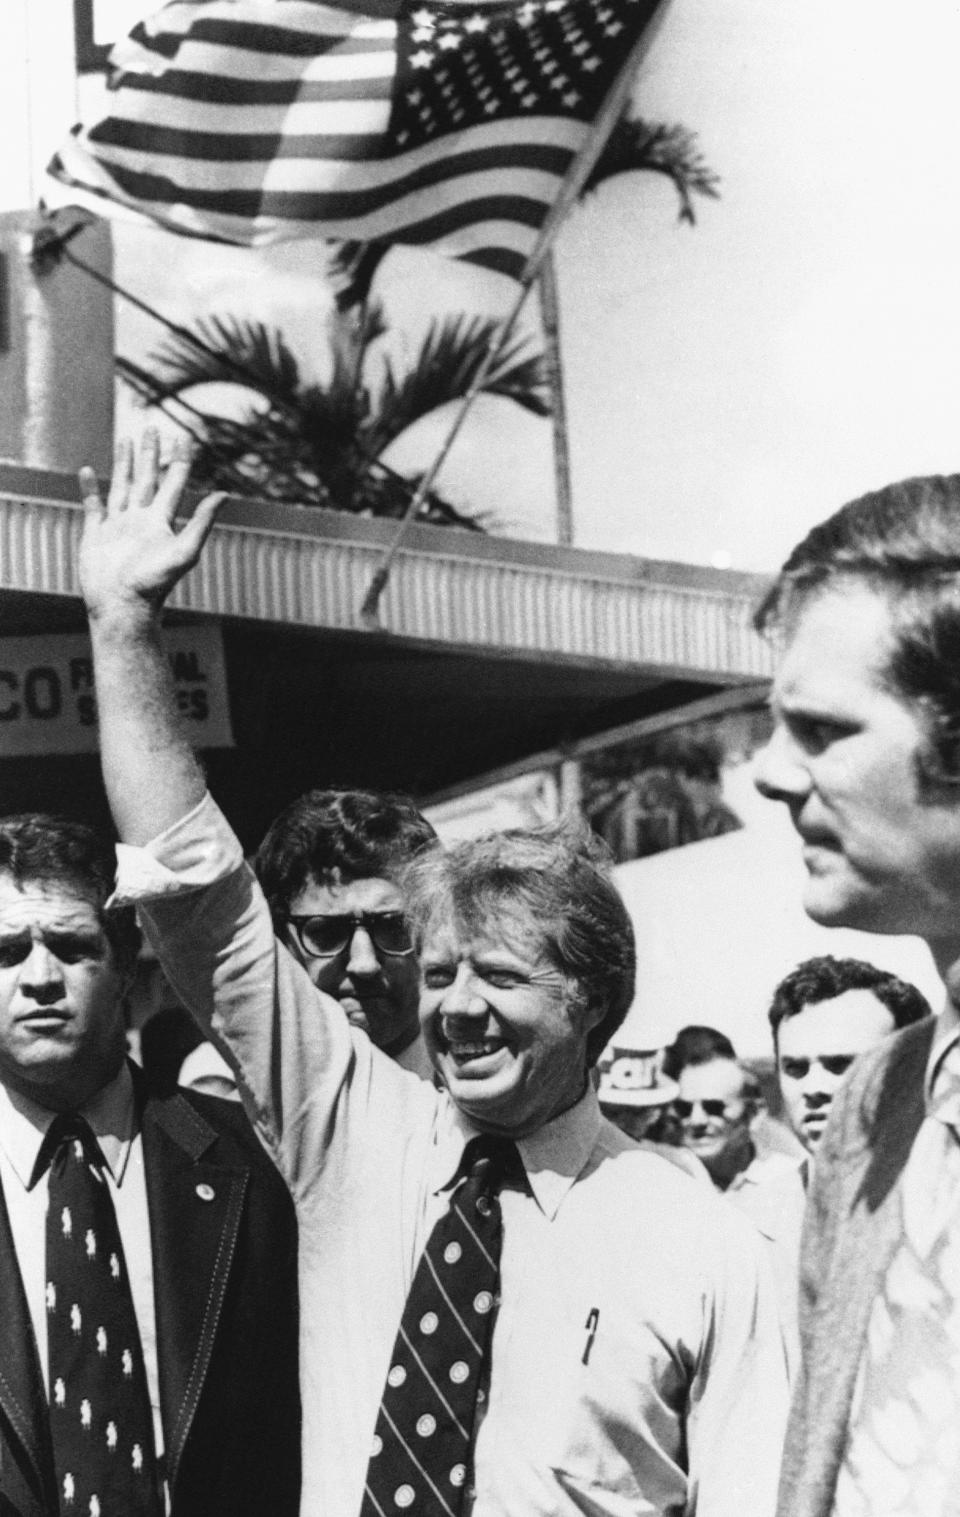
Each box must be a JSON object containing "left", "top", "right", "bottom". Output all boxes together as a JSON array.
[{"left": 754, "top": 472, "right": 960, "bottom": 1514}]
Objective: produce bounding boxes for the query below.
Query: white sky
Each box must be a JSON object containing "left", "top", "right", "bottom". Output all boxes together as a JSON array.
[{"left": 558, "top": 0, "right": 960, "bottom": 567}]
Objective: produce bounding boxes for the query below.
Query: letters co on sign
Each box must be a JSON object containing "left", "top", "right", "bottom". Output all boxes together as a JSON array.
[{"left": 0, "top": 627, "right": 234, "bottom": 755}]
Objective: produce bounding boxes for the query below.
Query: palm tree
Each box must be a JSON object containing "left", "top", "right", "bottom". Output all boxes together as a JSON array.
[
  {"left": 119, "top": 299, "right": 550, "bottom": 527},
  {"left": 583, "top": 116, "right": 720, "bottom": 217},
  {"left": 329, "top": 115, "right": 719, "bottom": 313},
  {"left": 119, "top": 113, "right": 716, "bottom": 528}
]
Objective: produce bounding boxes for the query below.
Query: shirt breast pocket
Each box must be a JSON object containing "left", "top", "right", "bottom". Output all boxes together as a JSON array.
[{"left": 496, "top": 1286, "right": 684, "bottom": 1501}]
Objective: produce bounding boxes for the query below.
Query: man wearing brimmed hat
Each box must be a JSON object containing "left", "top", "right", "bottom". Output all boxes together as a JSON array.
[{"left": 598, "top": 1042, "right": 708, "bottom": 1181}]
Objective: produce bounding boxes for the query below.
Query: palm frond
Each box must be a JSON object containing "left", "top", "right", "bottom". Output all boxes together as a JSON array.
[
  {"left": 363, "top": 463, "right": 486, "bottom": 530},
  {"left": 324, "top": 297, "right": 386, "bottom": 418},
  {"left": 116, "top": 355, "right": 167, "bottom": 405},
  {"left": 147, "top": 315, "right": 305, "bottom": 409},
  {"left": 586, "top": 116, "right": 720, "bottom": 224},
  {"left": 118, "top": 302, "right": 544, "bottom": 528},
  {"left": 367, "top": 314, "right": 550, "bottom": 456},
  {"left": 326, "top": 239, "right": 391, "bottom": 312}
]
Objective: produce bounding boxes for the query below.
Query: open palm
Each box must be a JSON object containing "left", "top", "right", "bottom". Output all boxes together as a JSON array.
[{"left": 79, "top": 435, "right": 224, "bottom": 619}]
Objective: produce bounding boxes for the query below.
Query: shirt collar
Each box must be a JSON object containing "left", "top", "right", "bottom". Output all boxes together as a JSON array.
[
  {"left": 0, "top": 1062, "right": 137, "bottom": 1190},
  {"left": 395, "top": 1035, "right": 435, "bottom": 1083},
  {"left": 725, "top": 1148, "right": 763, "bottom": 1192},
  {"left": 434, "top": 1086, "right": 601, "bottom": 1222},
  {"left": 726, "top": 1148, "right": 805, "bottom": 1192}
]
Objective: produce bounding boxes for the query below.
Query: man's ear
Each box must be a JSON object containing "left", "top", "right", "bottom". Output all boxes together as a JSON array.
[
  {"left": 747, "top": 1092, "right": 767, "bottom": 1128},
  {"left": 578, "top": 990, "right": 607, "bottom": 1036}
]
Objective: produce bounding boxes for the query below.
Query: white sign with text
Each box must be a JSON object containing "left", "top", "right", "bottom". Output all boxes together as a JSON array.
[{"left": 0, "top": 627, "right": 234, "bottom": 755}]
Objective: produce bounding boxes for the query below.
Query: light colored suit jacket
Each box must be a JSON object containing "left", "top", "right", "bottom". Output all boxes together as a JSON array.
[{"left": 776, "top": 1018, "right": 934, "bottom": 1517}]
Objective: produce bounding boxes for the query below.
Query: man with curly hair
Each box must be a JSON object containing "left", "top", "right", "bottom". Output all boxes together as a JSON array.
[{"left": 756, "top": 473, "right": 960, "bottom": 1516}]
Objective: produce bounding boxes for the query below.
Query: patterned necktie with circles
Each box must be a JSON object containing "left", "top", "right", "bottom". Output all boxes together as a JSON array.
[
  {"left": 360, "top": 1134, "right": 520, "bottom": 1517},
  {"left": 41, "top": 1113, "right": 163, "bottom": 1517}
]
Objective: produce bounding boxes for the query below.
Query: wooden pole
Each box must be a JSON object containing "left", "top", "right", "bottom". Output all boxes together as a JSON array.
[
  {"left": 359, "top": 0, "right": 673, "bottom": 628},
  {"left": 538, "top": 251, "right": 574, "bottom": 547}
]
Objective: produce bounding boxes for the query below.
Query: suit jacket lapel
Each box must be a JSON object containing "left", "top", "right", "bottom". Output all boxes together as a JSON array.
[
  {"left": 139, "top": 1084, "right": 249, "bottom": 1493},
  {"left": 837, "top": 1020, "right": 932, "bottom": 1342},
  {"left": 803, "top": 1021, "right": 933, "bottom": 1510},
  {"left": 0, "top": 1170, "right": 55, "bottom": 1506}
]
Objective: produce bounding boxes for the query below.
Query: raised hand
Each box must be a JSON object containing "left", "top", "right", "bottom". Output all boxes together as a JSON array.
[{"left": 78, "top": 430, "right": 225, "bottom": 623}]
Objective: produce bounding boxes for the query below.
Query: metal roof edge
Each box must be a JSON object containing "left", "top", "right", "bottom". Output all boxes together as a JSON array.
[
  {"left": 0, "top": 461, "right": 776, "bottom": 681},
  {"left": 0, "top": 461, "right": 771, "bottom": 596}
]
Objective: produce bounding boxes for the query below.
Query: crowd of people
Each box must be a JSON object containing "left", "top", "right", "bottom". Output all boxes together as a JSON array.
[{"left": 0, "top": 435, "right": 958, "bottom": 1515}]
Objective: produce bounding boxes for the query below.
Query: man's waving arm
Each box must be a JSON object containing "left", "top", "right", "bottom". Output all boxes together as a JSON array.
[
  {"left": 79, "top": 436, "right": 427, "bottom": 1189},
  {"left": 78, "top": 432, "right": 223, "bottom": 842}
]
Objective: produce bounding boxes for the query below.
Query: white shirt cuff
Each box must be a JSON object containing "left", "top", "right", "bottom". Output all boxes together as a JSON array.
[{"left": 110, "top": 792, "right": 245, "bottom": 905}]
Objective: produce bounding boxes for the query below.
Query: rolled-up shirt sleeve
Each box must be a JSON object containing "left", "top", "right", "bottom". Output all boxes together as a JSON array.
[{"left": 113, "top": 792, "right": 420, "bottom": 1200}]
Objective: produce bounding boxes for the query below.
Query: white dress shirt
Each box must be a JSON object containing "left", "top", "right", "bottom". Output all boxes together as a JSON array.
[
  {"left": 115, "top": 794, "right": 789, "bottom": 1517},
  {"left": 0, "top": 1064, "right": 163, "bottom": 1456},
  {"left": 394, "top": 1033, "right": 435, "bottom": 1081},
  {"left": 725, "top": 1148, "right": 807, "bottom": 1381}
]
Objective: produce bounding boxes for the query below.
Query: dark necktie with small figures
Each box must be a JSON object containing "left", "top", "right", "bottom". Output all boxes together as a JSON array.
[
  {"left": 360, "top": 1134, "right": 520, "bottom": 1517},
  {"left": 41, "top": 1113, "right": 163, "bottom": 1517}
]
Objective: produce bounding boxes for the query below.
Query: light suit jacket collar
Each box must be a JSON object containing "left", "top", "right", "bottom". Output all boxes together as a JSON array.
[{"left": 778, "top": 1018, "right": 935, "bottom": 1517}]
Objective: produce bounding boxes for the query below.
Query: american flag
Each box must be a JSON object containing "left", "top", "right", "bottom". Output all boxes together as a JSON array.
[{"left": 46, "top": 0, "right": 664, "bottom": 282}]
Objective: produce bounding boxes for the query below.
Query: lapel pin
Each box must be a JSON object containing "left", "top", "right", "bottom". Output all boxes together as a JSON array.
[{"left": 195, "top": 1183, "right": 215, "bottom": 1202}]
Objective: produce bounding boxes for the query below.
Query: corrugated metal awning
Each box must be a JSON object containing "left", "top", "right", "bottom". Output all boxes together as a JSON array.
[
  {"left": 0, "top": 462, "right": 773, "bottom": 682},
  {"left": 0, "top": 462, "right": 774, "bottom": 844}
]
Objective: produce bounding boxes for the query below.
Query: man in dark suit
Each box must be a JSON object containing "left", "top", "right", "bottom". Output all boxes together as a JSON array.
[
  {"left": 0, "top": 812, "right": 300, "bottom": 1517},
  {"left": 755, "top": 475, "right": 960, "bottom": 1516}
]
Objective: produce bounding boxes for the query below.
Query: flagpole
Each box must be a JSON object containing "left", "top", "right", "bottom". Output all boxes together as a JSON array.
[
  {"left": 538, "top": 251, "right": 573, "bottom": 546},
  {"left": 358, "top": 0, "right": 672, "bottom": 628}
]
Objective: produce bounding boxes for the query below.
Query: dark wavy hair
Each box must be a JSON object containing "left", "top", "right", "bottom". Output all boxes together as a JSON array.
[
  {"left": 255, "top": 788, "right": 438, "bottom": 927},
  {"left": 402, "top": 818, "right": 636, "bottom": 1069},
  {"left": 756, "top": 474, "right": 960, "bottom": 782},
  {"left": 768, "top": 954, "right": 931, "bottom": 1044},
  {"left": 661, "top": 1024, "right": 737, "bottom": 1081},
  {"left": 0, "top": 813, "right": 140, "bottom": 978}
]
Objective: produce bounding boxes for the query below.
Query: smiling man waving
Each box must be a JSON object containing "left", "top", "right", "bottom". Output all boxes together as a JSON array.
[{"left": 77, "top": 436, "right": 788, "bottom": 1517}]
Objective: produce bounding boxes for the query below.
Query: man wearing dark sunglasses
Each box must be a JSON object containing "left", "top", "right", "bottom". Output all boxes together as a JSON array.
[
  {"left": 254, "top": 789, "right": 438, "bottom": 1079},
  {"left": 768, "top": 956, "right": 931, "bottom": 1159},
  {"left": 673, "top": 1051, "right": 762, "bottom": 1191}
]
